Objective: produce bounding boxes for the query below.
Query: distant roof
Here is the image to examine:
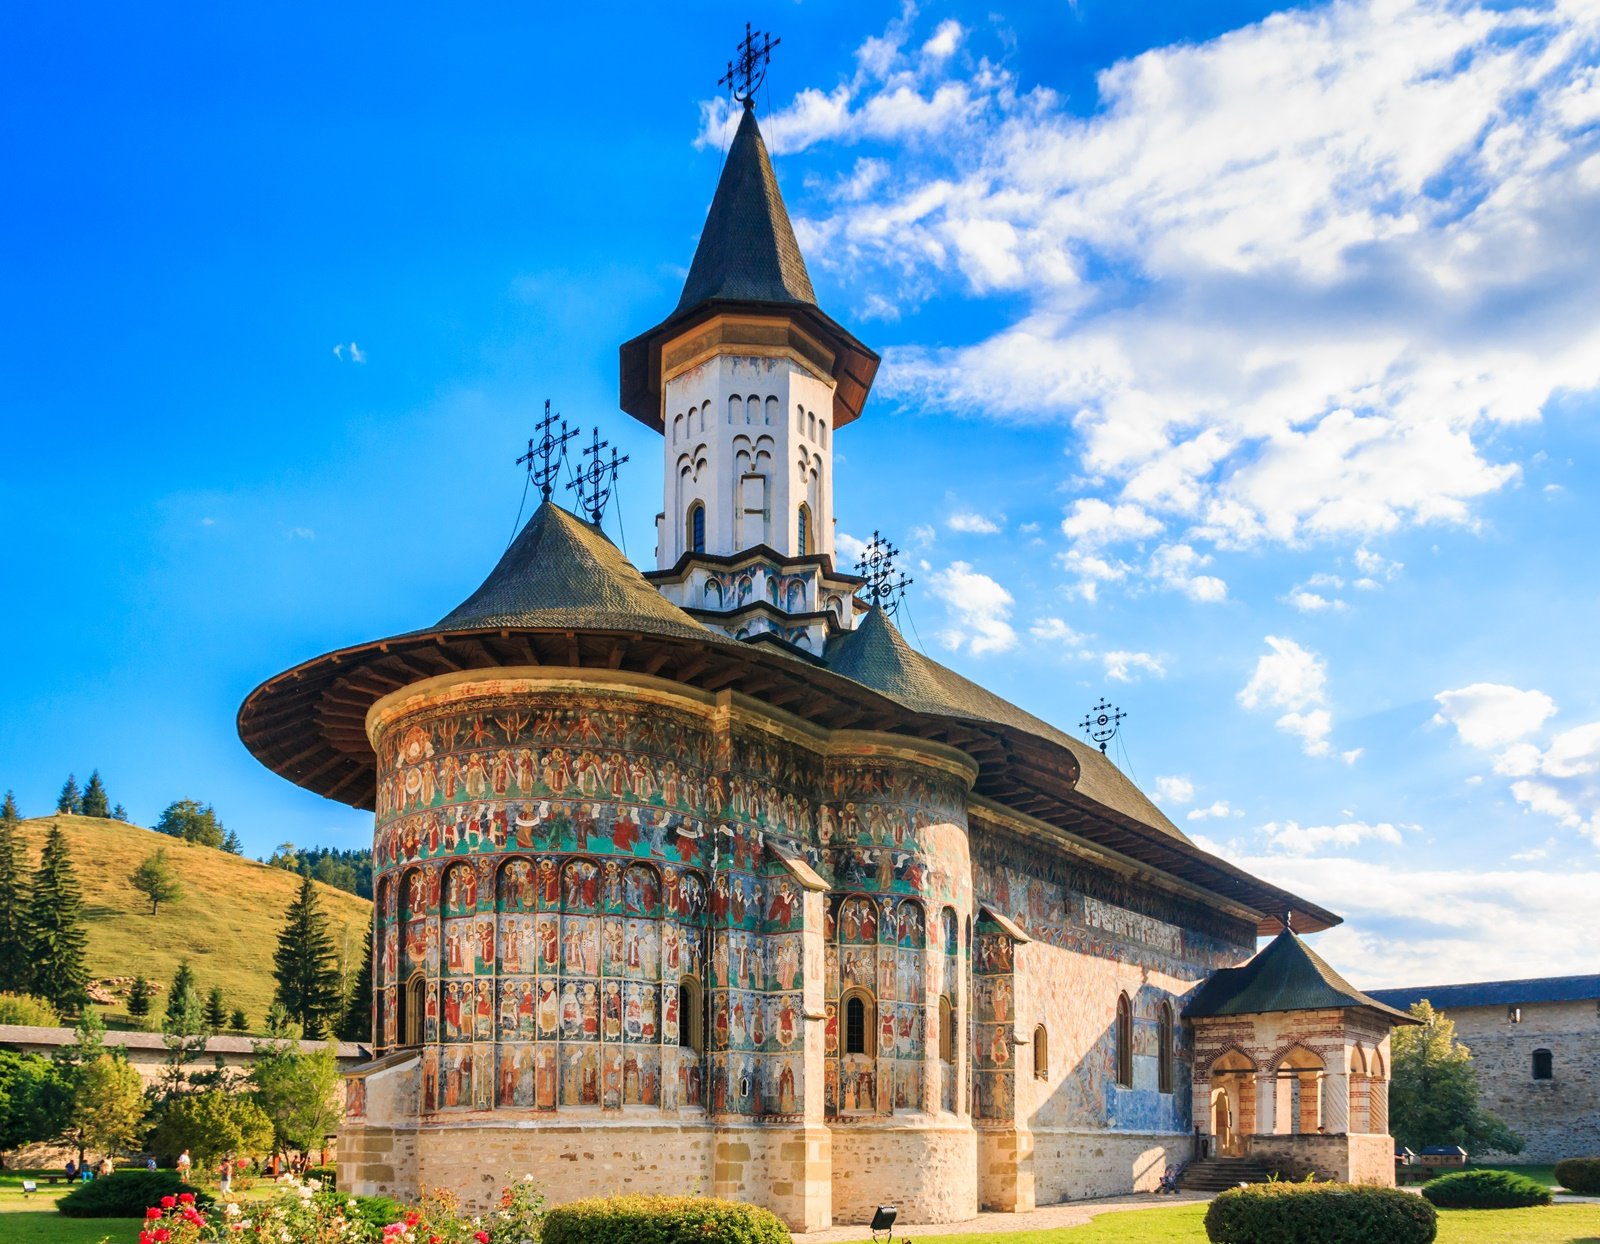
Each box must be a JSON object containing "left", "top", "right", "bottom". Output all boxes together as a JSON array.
[
  {"left": 0, "top": 1023, "right": 366, "bottom": 1060},
  {"left": 676, "top": 103, "right": 815, "bottom": 312},
  {"left": 1366, "top": 975, "right": 1600, "bottom": 1012},
  {"left": 1184, "top": 930, "right": 1417, "bottom": 1023}
]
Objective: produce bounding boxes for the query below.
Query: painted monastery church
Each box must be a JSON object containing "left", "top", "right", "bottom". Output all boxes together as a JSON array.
[{"left": 239, "top": 98, "right": 1414, "bottom": 1231}]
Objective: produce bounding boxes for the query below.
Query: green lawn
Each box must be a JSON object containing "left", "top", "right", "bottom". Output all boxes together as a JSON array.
[{"left": 0, "top": 1214, "right": 141, "bottom": 1244}]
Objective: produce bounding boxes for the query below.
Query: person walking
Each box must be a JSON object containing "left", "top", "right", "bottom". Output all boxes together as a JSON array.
[
  {"left": 146, "top": 1156, "right": 157, "bottom": 1173},
  {"left": 219, "top": 1157, "right": 233, "bottom": 1195},
  {"left": 176, "top": 1149, "right": 192, "bottom": 1178}
]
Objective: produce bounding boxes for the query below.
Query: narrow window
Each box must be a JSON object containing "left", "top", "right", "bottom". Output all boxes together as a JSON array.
[
  {"left": 1532, "top": 1048, "right": 1553, "bottom": 1080},
  {"left": 680, "top": 977, "right": 704, "bottom": 1054},
  {"left": 1033, "top": 1025, "right": 1049, "bottom": 1080},
  {"left": 797, "top": 504, "right": 810, "bottom": 557},
  {"left": 843, "top": 989, "right": 876, "bottom": 1056},
  {"left": 939, "top": 995, "right": 955, "bottom": 1063},
  {"left": 1116, "top": 993, "right": 1134, "bottom": 1088},
  {"left": 1158, "top": 1001, "right": 1175, "bottom": 1094},
  {"left": 688, "top": 502, "right": 705, "bottom": 554},
  {"left": 402, "top": 972, "right": 425, "bottom": 1047}
]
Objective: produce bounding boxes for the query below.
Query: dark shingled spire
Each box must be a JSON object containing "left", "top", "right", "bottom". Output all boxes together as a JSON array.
[
  {"left": 436, "top": 501, "right": 717, "bottom": 640},
  {"left": 1183, "top": 929, "right": 1419, "bottom": 1022},
  {"left": 676, "top": 104, "right": 816, "bottom": 313}
]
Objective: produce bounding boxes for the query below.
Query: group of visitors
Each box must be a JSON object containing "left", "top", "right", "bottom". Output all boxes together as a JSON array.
[
  {"left": 61, "top": 1155, "right": 117, "bottom": 1182},
  {"left": 61, "top": 1146, "right": 315, "bottom": 1191}
]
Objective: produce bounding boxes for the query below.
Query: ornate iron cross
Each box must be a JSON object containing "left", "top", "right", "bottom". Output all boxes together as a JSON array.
[
  {"left": 719, "top": 23, "right": 781, "bottom": 107},
  {"left": 516, "top": 399, "right": 579, "bottom": 501},
  {"left": 856, "top": 530, "right": 913, "bottom": 616},
  {"left": 568, "top": 427, "right": 629, "bottom": 527},
  {"left": 1080, "top": 698, "right": 1126, "bottom": 754}
]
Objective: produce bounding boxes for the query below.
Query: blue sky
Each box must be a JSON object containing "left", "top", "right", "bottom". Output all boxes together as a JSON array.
[{"left": 4, "top": 1, "right": 1599, "bottom": 987}]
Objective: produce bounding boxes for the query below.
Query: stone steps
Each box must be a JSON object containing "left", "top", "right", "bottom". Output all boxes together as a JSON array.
[{"left": 1179, "top": 1159, "right": 1274, "bottom": 1192}]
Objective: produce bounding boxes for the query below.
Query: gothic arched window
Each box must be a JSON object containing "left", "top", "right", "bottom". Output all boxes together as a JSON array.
[
  {"left": 688, "top": 502, "right": 705, "bottom": 554},
  {"left": 401, "top": 971, "right": 425, "bottom": 1048},
  {"left": 1033, "top": 1025, "right": 1049, "bottom": 1080},
  {"left": 843, "top": 989, "right": 876, "bottom": 1056},
  {"left": 797, "top": 504, "right": 811, "bottom": 557},
  {"left": 679, "top": 976, "right": 704, "bottom": 1055},
  {"left": 1116, "top": 993, "right": 1134, "bottom": 1088},
  {"left": 939, "top": 995, "right": 955, "bottom": 1063}
]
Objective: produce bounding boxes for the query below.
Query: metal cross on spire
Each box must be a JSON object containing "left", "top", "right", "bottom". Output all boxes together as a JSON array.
[
  {"left": 567, "top": 427, "right": 629, "bottom": 527},
  {"left": 516, "top": 399, "right": 579, "bottom": 501},
  {"left": 856, "top": 530, "right": 913, "bottom": 617},
  {"left": 719, "top": 23, "right": 781, "bottom": 108},
  {"left": 1079, "top": 698, "right": 1127, "bottom": 755}
]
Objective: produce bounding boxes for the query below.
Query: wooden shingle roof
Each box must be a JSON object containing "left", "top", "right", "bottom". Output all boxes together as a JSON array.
[{"left": 1184, "top": 930, "right": 1417, "bottom": 1023}]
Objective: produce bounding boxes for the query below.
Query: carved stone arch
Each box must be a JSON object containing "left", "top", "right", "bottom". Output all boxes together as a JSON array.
[
  {"left": 728, "top": 394, "right": 743, "bottom": 424},
  {"left": 1370, "top": 1047, "right": 1386, "bottom": 1080},
  {"left": 1205, "top": 1045, "right": 1258, "bottom": 1077},
  {"left": 1269, "top": 1041, "right": 1327, "bottom": 1073},
  {"left": 764, "top": 395, "right": 778, "bottom": 425},
  {"left": 1350, "top": 1042, "right": 1369, "bottom": 1075},
  {"left": 746, "top": 392, "right": 760, "bottom": 424}
]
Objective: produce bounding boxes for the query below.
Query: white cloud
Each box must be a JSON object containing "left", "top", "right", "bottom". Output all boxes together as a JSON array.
[
  {"left": 922, "top": 19, "right": 963, "bottom": 61},
  {"left": 1061, "top": 498, "right": 1162, "bottom": 548},
  {"left": 1240, "top": 636, "right": 1347, "bottom": 757},
  {"left": 1155, "top": 775, "right": 1195, "bottom": 805},
  {"left": 1102, "top": 649, "right": 1165, "bottom": 682},
  {"left": 1502, "top": 720, "right": 1600, "bottom": 846},
  {"left": 1287, "top": 589, "right": 1346, "bottom": 613},
  {"left": 1056, "top": 547, "right": 1132, "bottom": 602},
  {"left": 928, "top": 560, "right": 1017, "bottom": 654},
  {"left": 771, "top": 1, "right": 1600, "bottom": 576},
  {"left": 836, "top": 531, "right": 870, "bottom": 566},
  {"left": 1148, "top": 543, "right": 1227, "bottom": 602},
  {"left": 1188, "top": 800, "right": 1241, "bottom": 821},
  {"left": 1276, "top": 709, "right": 1334, "bottom": 758},
  {"left": 288, "top": 526, "right": 316, "bottom": 540},
  {"left": 349, "top": 342, "right": 366, "bottom": 364},
  {"left": 1432, "top": 683, "right": 1558, "bottom": 749},
  {"left": 948, "top": 510, "right": 1001, "bottom": 534},
  {"left": 1261, "top": 819, "right": 1405, "bottom": 855},
  {"left": 1029, "top": 616, "right": 1092, "bottom": 651}
]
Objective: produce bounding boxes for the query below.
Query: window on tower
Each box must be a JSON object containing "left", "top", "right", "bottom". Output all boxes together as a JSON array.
[
  {"left": 797, "top": 504, "right": 810, "bottom": 556},
  {"left": 688, "top": 502, "right": 705, "bottom": 554}
]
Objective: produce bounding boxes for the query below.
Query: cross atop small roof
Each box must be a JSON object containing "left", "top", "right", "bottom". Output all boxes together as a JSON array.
[{"left": 719, "top": 23, "right": 781, "bottom": 109}]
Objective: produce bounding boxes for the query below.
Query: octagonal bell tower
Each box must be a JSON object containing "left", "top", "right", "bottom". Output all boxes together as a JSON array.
[{"left": 620, "top": 100, "right": 879, "bottom": 655}]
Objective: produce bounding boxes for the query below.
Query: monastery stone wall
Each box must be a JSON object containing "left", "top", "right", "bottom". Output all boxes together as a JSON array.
[{"left": 1444, "top": 999, "right": 1600, "bottom": 1163}]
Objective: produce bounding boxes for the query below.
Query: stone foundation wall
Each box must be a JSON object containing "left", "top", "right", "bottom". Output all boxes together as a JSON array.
[
  {"left": 341, "top": 1125, "right": 418, "bottom": 1203},
  {"left": 1031, "top": 1128, "right": 1186, "bottom": 1203},
  {"left": 830, "top": 1123, "right": 977, "bottom": 1225},
  {"left": 1247, "top": 1131, "right": 1394, "bottom": 1185}
]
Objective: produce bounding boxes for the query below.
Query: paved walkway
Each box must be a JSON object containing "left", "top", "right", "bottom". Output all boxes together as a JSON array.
[{"left": 801, "top": 1193, "right": 1212, "bottom": 1241}]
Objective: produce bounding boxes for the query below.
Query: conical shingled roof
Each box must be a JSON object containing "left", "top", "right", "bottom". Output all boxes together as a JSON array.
[
  {"left": 1182, "top": 929, "right": 1418, "bottom": 1023},
  {"left": 435, "top": 501, "right": 720, "bottom": 641},
  {"left": 825, "top": 609, "right": 1189, "bottom": 844},
  {"left": 676, "top": 104, "right": 816, "bottom": 312}
]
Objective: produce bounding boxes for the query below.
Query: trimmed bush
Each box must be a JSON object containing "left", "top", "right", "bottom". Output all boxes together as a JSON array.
[
  {"left": 1555, "top": 1157, "right": 1600, "bottom": 1195},
  {"left": 323, "top": 1190, "right": 402, "bottom": 1231},
  {"left": 304, "top": 1164, "right": 337, "bottom": 1188},
  {"left": 57, "top": 1170, "right": 212, "bottom": 1218},
  {"left": 1205, "top": 1182, "right": 1436, "bottom": 1244},
  {"left": 1421, "top": 1168, "right": 1551, "bottom": 1208},
  {"left": 542, "top": 1194, "right": 791, "bottom": 1244}
]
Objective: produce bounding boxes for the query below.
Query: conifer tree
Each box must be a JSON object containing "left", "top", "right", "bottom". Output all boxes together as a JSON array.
[
  {"left": 221, "top": 828, "right": 243, "bottom": 856},
  {"left": 160, "top": 962, "right": 207, "bottom": 1095},
  {"left": 165, "top": 961, "right": 199, "bottom": 1025},
  {"left": 205, "top": 986, "right": 227, "bottom": 1033},
  {"left": 80, "top": 771, "right": 110, "bottom": 819},
  {"left": 228, "top": 1007, "right": 249, "bottom": 1034},
  {"left": 26, "top": 825, "right": 88, "bottom": 1010},
  {"left": 56, "top": 776, "right": 82, "bottom": 816},
  {"left": 272, "top": 875, "right": 344, "bottom": 1039},
  {"left": 0, "top": 798, "right": 27, "bottom": 993},
  {"left": 110, "top": 804, "right": 128, "bottom": 821},
  {"left": 126, "top": 975, "right": 153, "bottom": 1022},
  {"left": 130, "top": 847, "right": 182, "bottom": 915},
  {"left": 337, "top": 916, "right": 374, "bottom": 1042}
]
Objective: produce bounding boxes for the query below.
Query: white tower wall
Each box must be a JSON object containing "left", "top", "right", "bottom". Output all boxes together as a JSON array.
[{"left": 657, "top": 352, "right": 835, "bottom": 568}]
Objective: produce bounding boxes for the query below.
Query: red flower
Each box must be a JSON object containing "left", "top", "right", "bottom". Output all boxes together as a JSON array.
[
  {"left": 154, "top": 1230, "right": 171, "bottom": 1244},
  {"left": 404, "top": 1210, "right": 422, "bottom": 1227},
  {"left": 178, "top": 1193, "right": 195, "bottom": 1205},
  {"left": 146, "top": 1207, "right": 162, "bottom": 1219},
  {"left": 475, "top": 1232, "right": 490, "bottom": 1243},
  {"left": 160, "top": 1195, "right": 177, "bottom": 1208}
]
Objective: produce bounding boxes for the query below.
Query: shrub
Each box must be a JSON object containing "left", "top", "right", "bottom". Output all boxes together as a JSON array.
[
  {"left": 543, "top": 1194, "right": 792, "bottom": 1244},
  {"left": 1205, "top": 1182, "right": 1436, "bottom": 1244},
  {"left": 304, "top": 1164, "right": 337, "bottom": 1188},
  {"left": 0, "top": 991, "right": 62, "bottom": 1026},
  {"left": 1555, "top": 1157, "right": 1600, "bottom": 1195},
  {"left": 322, "top": 1189, "right": 401, "bottom": 1230},
  {"left": 1422, "top": 1168, "right": 1551, "bottom": 1208},
  {"left": 56, "top": 1170, "right": 211, "bottom": 1218}
]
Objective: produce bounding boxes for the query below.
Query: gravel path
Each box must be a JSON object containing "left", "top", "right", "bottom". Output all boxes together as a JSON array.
[{"left": 799, "top": 1193, "right": 1212, "bottom": 1241}]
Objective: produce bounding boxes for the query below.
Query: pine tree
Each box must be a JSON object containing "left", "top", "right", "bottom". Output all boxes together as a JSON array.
[
  {"left": 0, "top": 798, "right": 27, "bottom": 993},
  {"left": 272, "top": 875, "right": 344, "bottom": 1039},
  {"left": 129, "top": 847, "right": 182, "bottom": 915},
  {"left": 126, "top": 975, "right": 153, "bottom": 1021},
  {"left": 26, "top": 825, "right": 88, "bottom": 1010},
  {"left": 165, "top": 961, "right": 199, "bottom": 1025},
  {"left": 228, "top": 1007, "right": 248, "bottom": 1034},
  {"left": 155, "top": 800, "right": 225, "bottom": 849},
  {"left": 110, "top": 804, "right": 128, "bottom": 821},
  {"left": 56, "top": 776, "right": 82, "bottom": 816},
  {"left": 204, "top": 987, "right": 227, "bottom": 1033},
  {"left": 337, "top": 916, "right": 374, "bottom": 1042},
  {"left": 221, "top": 829, "right": 243, "bottom": 856},
  {"left": 79, "top": 771, "right": 110, "bottom": 819}
]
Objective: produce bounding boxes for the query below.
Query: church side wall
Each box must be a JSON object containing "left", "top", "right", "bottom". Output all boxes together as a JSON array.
[
  {"left": 970, "top": 815, "right": 1255, "bottom": 1206},
  {"left": 1442, "top": 999, "right": 1600, "bottom": 1163}
]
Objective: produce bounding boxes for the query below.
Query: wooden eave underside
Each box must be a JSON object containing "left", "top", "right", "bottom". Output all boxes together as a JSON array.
[{"left": 238, "top": 626, "right": 1336, "bottom": 936}]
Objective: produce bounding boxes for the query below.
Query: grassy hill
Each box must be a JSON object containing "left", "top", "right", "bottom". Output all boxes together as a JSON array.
[{"left": 13, "top": 815, "right": 371, "bottom": 1033}]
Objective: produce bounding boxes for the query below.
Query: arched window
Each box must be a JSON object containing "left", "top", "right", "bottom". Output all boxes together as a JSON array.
[
  {"left": 797, "top": 504, "right": 811, "bottom": 556},
  {"left": 400, "top": 971, "right": 425, "bottom": 1047},
  {"left": 687, "top": 502, "right": 705, "bottom": 554},
  {"left": 843, "top": 989, "right": 876, "bottom": 1057},
  {"left": 1532, "top": 1048, "right": 1553, "bottom": 1080},
  {"left": 1033, "top": 1025, "right": 1049, "bottom": 1080},
  {"left": 1158, "top": 1001, "right": 1175, "bottom": 1094},
  {"left": 1115, "top": 993, "right": 1134, "bottom": 1088},
  {"left": 938, "top": 995, "right": 955, "bottom": 1063},
  {"left": 679, "top": 977, "right": 704, "bottom": 1055}
]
